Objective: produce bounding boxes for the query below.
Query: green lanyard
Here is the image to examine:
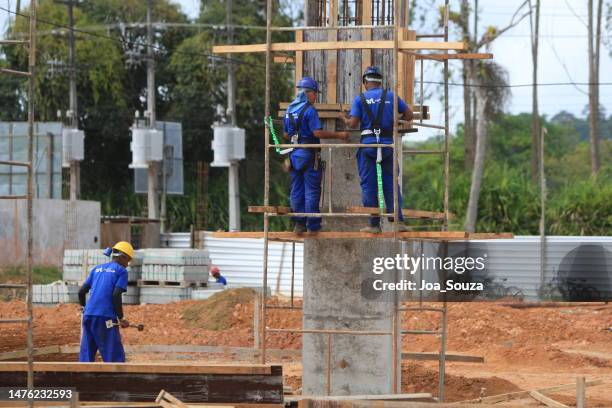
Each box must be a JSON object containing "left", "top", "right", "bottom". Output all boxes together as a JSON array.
[{"left": 265, "top": 116, "right": 282, "bottom": 154}]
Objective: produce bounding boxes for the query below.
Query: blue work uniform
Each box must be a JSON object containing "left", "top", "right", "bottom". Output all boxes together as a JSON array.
[
  {"left": 79, "top": 262, "right": 128, "bottom": 363},
  {"left": 350, "top": 87, "right": 409, "bottom": 227},
  {"left": 284, "top": 103, "right": 323, "bottom": 231},
  {"left": 216, "top": 275, "right": 227, "bottom": 285}
]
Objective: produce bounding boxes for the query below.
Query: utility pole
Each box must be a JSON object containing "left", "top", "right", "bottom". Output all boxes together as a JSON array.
[
  {"left": 146, "top": 0, "right": 159, "bottom": 221},
  {"left": 67, "top": 0, "right": 79, "bottom": 200},
  {"left": 227, "top": 0, "right": 240, "bottom": 231},
  {"left": 55, "top": 0, "right": 81, "bottom": 200}
]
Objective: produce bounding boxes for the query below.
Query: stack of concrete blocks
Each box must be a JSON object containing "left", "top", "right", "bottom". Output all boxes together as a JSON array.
[
  {"left": 61, "top": 249, "right": 142, "bottom": 305},
  {"left": 138, "top": 249, "right": 210, "bottom": 304},
  {"left": 32, "top": 281, "right": 79, "bottom": 305}
]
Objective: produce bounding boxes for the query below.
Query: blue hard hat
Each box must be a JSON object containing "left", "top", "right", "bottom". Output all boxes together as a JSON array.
[
  {"left": 363, "top": 66, "right": 383, "bottom": 81},
  {"left": 297, "top": 76, "right": 320, "bottom": 93}
]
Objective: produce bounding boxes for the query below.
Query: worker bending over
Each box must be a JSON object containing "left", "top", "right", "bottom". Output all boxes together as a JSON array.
[
  {"left": 341, "top": 66, "right": 413, "bottom": 233},
  {"left": 78, "top": 241, "right": 134, "bottom": 362},
  {"left": 284, "top": 76, "right": 349, "bottom": 233}
]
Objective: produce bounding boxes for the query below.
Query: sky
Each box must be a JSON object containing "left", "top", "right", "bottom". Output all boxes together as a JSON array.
[{"left": 1, "top": 0, "right": 610, "bottom": 139}]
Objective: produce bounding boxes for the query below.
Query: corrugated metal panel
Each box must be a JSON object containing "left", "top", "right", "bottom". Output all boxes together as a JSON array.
[
  {"left": 161, "top": 232, "right": 191, "bottom": 248},
  {"left": 202, "top": 232, "right": 304, "bottom": 296},
  {"left": 197, "top": 234, "right": 610, "bottom": 300},
  {"left": 405, "top": 236, "right": 612, "bottom": 301}
]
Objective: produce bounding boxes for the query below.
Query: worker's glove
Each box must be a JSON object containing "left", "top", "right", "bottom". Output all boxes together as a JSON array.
[{"left": 119, "top": 319, "right": 130, "bottom": 328}]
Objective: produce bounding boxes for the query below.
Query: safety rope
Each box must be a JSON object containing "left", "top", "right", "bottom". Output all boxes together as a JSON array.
[
  {"left": 376, "top": 162, "right": 384, "bottom": 211},
  {"left": 265, "top": 116, "right": 282, "bottom": 154}
]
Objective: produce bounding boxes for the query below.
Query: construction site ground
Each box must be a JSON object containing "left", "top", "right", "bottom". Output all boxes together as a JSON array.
[{"left": 1, "top": 288, "right": 610, "bottom": 406}]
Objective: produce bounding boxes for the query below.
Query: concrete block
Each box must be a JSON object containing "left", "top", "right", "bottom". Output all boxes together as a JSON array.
[{"left": 139, "top": 286, "right": 192, "bottom": 304}]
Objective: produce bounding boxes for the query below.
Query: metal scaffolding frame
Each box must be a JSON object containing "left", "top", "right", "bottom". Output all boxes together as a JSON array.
[
  {"left": 209, "top": 0, "right": 497, "bottom": 401},
  {"left": 0, "top": 0, "right": 37, "bottom": 405}
]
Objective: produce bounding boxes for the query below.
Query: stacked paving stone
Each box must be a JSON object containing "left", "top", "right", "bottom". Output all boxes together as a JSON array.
[
  {"left": 57, "top": 249, "right": 142, "bottom": 305},
  {"left": 138, "top": 249, "right": 210, "bottom": 304},
  {"left": 31, "top": 281, "right": 80, "bottom": 305}
]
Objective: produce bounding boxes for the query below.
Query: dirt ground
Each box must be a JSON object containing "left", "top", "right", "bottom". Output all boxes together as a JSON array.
[{"left": 1, "top": 289, "right": 611, "bottom": 405}]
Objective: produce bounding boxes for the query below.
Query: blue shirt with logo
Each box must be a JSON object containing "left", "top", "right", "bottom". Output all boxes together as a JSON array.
[
  {"left": 284, "top": 105, "right": 322, "bottom": 158},
  {"left": 83, "top": 262, "right": 128, "bottom": 318},
  {"left": 350, "top": 88, "right": 409, "bottom": 143}
]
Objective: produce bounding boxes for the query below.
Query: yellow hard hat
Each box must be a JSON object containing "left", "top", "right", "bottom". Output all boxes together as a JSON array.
[{"left": 112, "top": 241, "right": 134, "bottom": 259}]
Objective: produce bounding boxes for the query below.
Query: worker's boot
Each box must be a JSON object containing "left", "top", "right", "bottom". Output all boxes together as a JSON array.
[
  {"left": 360, "top": 225, "right": 382, "bottom": 234},
  {"left": 293, "top": 223, "right": 307, "bottom": 234}
]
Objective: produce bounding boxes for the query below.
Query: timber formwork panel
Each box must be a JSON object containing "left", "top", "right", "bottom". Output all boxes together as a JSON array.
[{"left": 0, "top": 363, "right": 283, "bottom": 403}]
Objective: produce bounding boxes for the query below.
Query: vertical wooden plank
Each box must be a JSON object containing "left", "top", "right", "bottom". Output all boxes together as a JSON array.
[
  {"left": 576, "top": 376, "right": 586, "bottom": 408},
  {"left": 327, "top": 0, "right": 338, "bottom": 104},
  {"left": 295, "top": 30, "right": 304, "bottom": 83},
  {"left": 405, "top": 29, "right": 416, "bottom": 105},
  {"left": 361, "top": 0, "right": 372, "bottom": 74}
]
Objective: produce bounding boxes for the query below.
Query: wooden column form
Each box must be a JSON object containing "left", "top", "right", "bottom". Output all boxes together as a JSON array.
[
  {"left": 295, "top": 30, "right": 304, "bottom": 83},
  {"left": 361, "top": 0, "right": 372, "bottom": 74},
  {"left": 327, "top": 0, "right": 338, "bottom": 104}
]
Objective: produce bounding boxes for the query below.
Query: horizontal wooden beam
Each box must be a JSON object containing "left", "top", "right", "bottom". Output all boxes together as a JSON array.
[
  {"left": 346, "top": 206, "right": 454, "bottom": 220},
  {"left": 278, "top": 110, "right": 430, "bottom": 120},
  {"left": 213, "top": 40, "right": 466, "bottom": 54},
  {"left": 212, "top": 231, "right": 512, "bottom": 241},
  {"left": 401, "top": 352, "right": 484, "bottom": 363},
  {"left": 412, "top": 52, "right": 493, "bottom": 60},
  {"left": 0, "top": 362, "right": 272, "bottom": 375},
  {"left": 279, "top": 103, "right": 429, "bottom": 114}
]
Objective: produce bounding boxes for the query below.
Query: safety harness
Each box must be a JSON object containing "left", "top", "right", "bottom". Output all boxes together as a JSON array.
[
  {"left": 359, "top": 89, "right": 390, "bottom": 211},
  {"left": 283, "top": 102, "right": 312, "bottom": 155}
]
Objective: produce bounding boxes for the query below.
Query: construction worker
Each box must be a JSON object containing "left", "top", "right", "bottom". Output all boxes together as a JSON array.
[
  {"left": 210, "top": 266, "right": 227, "bottom": 286},
  {"left": 284, "top": 76, "right": 349, "bottom": 233},
  {"left": 341, "top": 66, "right": 413, "bottom": 233},
  {"left": 78, "top": 241, "right": 134, "bottom": 362}
]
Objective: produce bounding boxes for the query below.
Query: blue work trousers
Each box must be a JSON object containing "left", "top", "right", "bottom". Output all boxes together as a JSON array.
[
  {"left": 357, "top": 145, "right": 404, "bottom": 227},
  {"left": 289, "top": 153, "right": 322, "bottom": 231},
  {"left": 79, "top": 315, "right": 126, "bottom": 362}
]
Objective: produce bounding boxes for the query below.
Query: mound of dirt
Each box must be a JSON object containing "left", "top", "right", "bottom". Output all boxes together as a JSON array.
[
  {"left": 402, "top": 362, "right": 522, "bottom": 402},
  {"left": 181, "top": 288, "right": 257, "bottom": 331}
]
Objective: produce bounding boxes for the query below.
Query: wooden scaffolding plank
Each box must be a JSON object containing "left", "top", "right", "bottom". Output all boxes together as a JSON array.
[
  {"left": 213, "top": 40, "right": 467, "bottom": 54},
  {"left": 278, "top": 110, "right": 427, "bottom": 120},
  {"left": 413, "top": 52, "right": 493, "bottom": 60},
  {"left": 346, "top": 206, "right": 454, "bottom": 220},
  {"left": 212, "top": 231, "right": 513, "bottom": 241},
  {"left": 156, "top": 390, "right": 189, "bottom": 408},
  {"left": 0, "top": 362, "right": 273, "bottom": 375},
  {"left": 279, "top": 102, "right": 429, "bottom": 112}
]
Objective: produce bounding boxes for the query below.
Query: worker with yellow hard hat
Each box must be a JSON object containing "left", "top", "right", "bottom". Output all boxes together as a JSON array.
[{"left": 78, "top": 241, "right": 134, "bottom": 362}]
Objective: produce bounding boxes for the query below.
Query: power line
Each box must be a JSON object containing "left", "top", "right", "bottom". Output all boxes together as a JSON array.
[
  {"left": 1, "top": 6, "right": 611, "bottom": 90},
  {"left": 0, "top": 5, "right": 267, "bottom": 69}
]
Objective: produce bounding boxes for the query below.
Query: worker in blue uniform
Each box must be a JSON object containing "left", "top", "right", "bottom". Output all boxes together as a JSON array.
[
  {"left": 284, "top": 76, "right": 349, "bottom": 233},
  {"left": 210, "top": 266, "right": 227, "bottom": 286},
  {"left": 341, "top": 66, "right": 413, "bottom": 233},
  {"left": 78, "top": 241, "right": 134, "bottom": 362}
]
